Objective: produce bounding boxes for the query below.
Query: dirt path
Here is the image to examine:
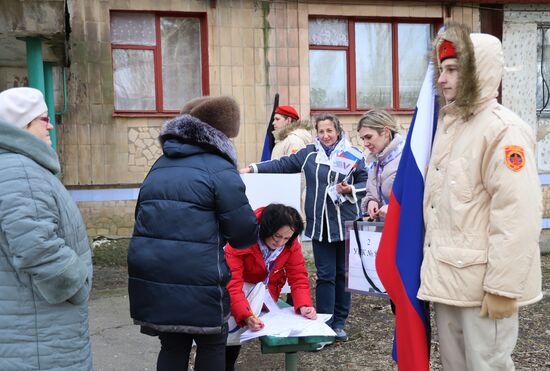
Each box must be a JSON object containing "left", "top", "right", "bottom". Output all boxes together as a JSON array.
[{"left": 91, "top": 239, "right": 550, "bottom": 370}]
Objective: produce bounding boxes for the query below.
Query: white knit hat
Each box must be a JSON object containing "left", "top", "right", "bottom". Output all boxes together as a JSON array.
[{"left": 0, "top": 87, "right": 48, "bottom": 128}]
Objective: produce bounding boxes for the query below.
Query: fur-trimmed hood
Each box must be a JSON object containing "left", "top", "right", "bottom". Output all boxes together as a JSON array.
[
  {"left": 433, "top": 23, "right": 503, "bottom": 120},
  {"left": 159, "top": 114, "right": 238, "bottom": 167},
  {"left": 274, "top": 121, "right": 312, "bottom": 142}
]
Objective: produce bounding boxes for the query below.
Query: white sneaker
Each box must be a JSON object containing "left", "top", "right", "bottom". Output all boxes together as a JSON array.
[{"left": 312, "top": 341, "right": 333, "bottom": 351}]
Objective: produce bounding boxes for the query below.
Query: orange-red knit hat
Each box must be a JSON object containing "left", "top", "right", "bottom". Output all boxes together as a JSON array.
[{"left": 439, "top": 39, "right": 457, "bottom": 62}]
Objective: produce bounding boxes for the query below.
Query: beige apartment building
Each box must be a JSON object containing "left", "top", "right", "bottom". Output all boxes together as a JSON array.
[{"left": 0, "top": 0, "right": 548, "bottom": 243}]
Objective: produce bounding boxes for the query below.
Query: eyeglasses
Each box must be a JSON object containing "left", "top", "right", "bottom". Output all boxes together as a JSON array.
[{"left": 39, "top": 117, "right": 51, "bottom": 124}]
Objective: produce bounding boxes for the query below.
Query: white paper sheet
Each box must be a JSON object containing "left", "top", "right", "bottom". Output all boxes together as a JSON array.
[
  {"left": 239, "top": 308, "right": 335, "bottom": 342},
  {"left": 263, "top": 290, "right": 282, "bottom": 313}
]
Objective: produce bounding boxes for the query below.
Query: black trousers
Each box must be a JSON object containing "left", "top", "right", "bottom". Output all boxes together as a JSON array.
[
  {"left": 157, "top": 329, "right": 228, "bottom": 371},
  {"left": 225, "top": 345, "right": 241, "bottom": 371}
]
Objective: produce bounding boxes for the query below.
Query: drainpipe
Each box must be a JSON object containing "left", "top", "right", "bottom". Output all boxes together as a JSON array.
[
  {"left": 26, "top": 37, "right": 45, "bottom": 91},
  {"left": 44, "top": 63, "right": 57, "bottom": 149},
  {"left": 25, "top": 37, "right": 56, "bottom": 150}
]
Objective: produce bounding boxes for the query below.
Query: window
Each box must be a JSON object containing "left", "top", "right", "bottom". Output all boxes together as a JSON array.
[
  {"left": 537, "top": 26, "right": 550, "bottom": 116},
  {"left": 309, "top": 17, "right": 438, "bottom": 112},
  {"left": 110, "top": 11, "right": 208, "bottom": 114}
]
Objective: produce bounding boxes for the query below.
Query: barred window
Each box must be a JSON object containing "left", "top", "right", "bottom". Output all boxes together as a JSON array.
[{"left": 537, "top": 26, "right": 550, "bottom": 115}]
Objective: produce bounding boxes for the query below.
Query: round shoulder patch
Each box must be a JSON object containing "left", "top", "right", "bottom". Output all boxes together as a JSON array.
[{"left": 504, "top": 145, "right": 525, "bottom": 171}]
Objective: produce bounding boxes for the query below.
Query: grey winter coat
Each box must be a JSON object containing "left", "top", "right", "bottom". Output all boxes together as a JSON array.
[{"left": 0, "top": 120, "right": 93, "bottom": 371}]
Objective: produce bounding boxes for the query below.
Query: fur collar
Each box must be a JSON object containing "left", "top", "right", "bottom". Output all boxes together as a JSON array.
[
  {"left": 159, "top": 114, "right": 238, "bottom": 167},
  {"left": 274, "top": 121, "right": 311, "bottom": 142}
]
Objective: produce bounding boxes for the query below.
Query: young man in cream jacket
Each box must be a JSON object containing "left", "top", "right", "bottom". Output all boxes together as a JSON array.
[{"left": 418, "top": 24, "right": 542, "bottom": 370}]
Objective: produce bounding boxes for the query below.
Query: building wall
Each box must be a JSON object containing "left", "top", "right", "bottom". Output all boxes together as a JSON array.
[
  {"left": 502, "top": 4, "right": 550, "bottom": 173},
  {"left": 501, "top": 4, "right": 550, "bottom": 240},
  {"left": 78, "top": 200, "right": 136, "bottom": 236},
  {"left": 61, "top": 0, "right": 452, "bottom": 189},
  {"left": 61, "top": 0, "right": 483, "bottom": 236}
]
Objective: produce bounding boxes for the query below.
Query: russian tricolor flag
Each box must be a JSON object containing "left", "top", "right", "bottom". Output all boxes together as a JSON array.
[{"left": 375, "top": 62, "right": 438, "bottom": 370}]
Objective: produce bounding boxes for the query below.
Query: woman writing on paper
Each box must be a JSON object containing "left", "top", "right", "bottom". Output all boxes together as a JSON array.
[
  {"left": 241, "top": 114, "right": 368, "bottom": 342},
  {"left": 357, "top": 110, "right": 404, "bottom": 221},
  {"left": 224, "top": 204, "right": 316, "bottom": 370}
]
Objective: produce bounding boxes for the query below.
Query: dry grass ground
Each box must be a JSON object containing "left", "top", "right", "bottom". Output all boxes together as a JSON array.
[{"left": 91, "top": 237, "right": 550, "bottom": 370}]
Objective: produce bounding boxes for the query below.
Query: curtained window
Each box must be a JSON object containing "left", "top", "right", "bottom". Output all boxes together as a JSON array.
[
  {"left": 309, "top": 17, "right": 437, "bottom": 112},
  {"left": 110, "top": 12, "right": 207, "bottom": 114}
]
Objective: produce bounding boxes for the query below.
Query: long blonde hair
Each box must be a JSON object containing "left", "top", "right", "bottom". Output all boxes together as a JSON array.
[{"left": 356, "top": 110, "right": 400, "bottom": 137}]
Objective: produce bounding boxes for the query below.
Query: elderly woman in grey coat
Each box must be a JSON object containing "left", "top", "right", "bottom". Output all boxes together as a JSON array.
[
  {"left": 357, "top": 109, "right": 404, "bottom": 220},
  {"left": 0, "top": 87, "right": 93, "bottom": 370}
]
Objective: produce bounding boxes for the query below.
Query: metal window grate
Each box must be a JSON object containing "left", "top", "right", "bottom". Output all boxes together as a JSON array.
[{"left": 537, "top": 26, "right": 550, "bottom": 116}]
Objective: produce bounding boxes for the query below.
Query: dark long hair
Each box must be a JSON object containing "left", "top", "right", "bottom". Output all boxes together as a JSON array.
[{"left": 259, "top": 204, "right": 304, "bottom": 247}]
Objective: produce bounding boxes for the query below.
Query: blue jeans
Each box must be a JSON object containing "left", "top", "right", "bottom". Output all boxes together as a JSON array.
[{"left": 312, "top": 239, "right": 351, "bottom": 329}]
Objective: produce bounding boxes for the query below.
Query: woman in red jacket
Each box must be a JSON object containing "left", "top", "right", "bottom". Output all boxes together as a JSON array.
[{"left": 224, "top": 204, "right": 317, "bottom": 370}]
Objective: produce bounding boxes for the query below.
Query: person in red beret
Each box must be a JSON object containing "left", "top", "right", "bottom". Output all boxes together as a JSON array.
[{"left": 271, "top": 105, "right": 312, "bottom": 159}]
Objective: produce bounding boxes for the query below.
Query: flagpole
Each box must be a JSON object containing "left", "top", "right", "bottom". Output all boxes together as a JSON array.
[{"left": 260, "top": 93, "right": 279, "bottom": 162}]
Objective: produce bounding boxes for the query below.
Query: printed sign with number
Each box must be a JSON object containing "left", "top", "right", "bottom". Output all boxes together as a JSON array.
[{"left": 345, "top": 221, "right": 388, "bottom": 298}]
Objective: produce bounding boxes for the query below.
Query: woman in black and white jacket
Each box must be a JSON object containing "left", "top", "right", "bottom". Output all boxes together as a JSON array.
[{"left": 242, "top": 113, "right": 367, "bottom": 341}]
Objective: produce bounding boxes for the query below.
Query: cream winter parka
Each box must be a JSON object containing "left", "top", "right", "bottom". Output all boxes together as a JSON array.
[
  {"left": 271, "top": 122, "right": 313, "bottom": 159},
  {"left": 417, "top": 31, "right": 542, "bottom": 307}
]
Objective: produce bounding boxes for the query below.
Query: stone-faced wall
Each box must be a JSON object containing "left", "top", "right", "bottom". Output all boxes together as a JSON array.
[
  {"left": 127, "top": 127, "right": 162, "bottom": 171},
  {"left": 77, "top": 200, "right": 136, "bottom": 237}
]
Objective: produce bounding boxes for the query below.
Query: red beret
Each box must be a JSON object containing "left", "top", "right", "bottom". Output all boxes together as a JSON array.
[
  {"left": 275, "top": 105, "right": 299, "bottom": 121},
  {"left": 439, "top": 39, "right": 457, "bottom": 62}
]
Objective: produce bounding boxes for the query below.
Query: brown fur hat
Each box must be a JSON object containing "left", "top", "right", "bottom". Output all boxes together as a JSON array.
[
  {"left": 432, "top": 23, "right": 479, "bottom": 120},
  {"left": 180, "top": 96, "right": 241, "bottom": 138}
]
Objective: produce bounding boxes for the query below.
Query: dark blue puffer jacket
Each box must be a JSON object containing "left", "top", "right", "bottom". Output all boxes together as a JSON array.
[{"left": 128, "top": 114, "right": 258, "bottom": 335}]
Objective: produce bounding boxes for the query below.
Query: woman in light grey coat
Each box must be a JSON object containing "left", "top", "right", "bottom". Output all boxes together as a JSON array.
[
  {"left": 357, "top": 109, "right": 404, "bottom": 220},
  {"left": 0, "top": 87, "right": 93, "bottom": 370}
]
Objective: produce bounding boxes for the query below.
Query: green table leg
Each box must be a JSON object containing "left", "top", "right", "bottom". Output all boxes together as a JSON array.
[{"left": 285, "top": 352, "right": 298, "bottom": 371}]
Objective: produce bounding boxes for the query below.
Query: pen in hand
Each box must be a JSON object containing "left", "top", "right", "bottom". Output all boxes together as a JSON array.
[
  {"left": 300, "top": 306, "right": 318, "bottom": 319},
  {"left": 245, "top": 312, "right": 264, "bottom": 331}
]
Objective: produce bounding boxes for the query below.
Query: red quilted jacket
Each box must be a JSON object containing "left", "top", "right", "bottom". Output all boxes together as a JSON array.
[{"left": 225, "top": 208, "right": 313, "bottom": 326}]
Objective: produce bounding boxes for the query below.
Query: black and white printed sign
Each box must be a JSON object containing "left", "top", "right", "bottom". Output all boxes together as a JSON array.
[{"left": 345, "top": 221, "right": 388, "bottom": 298}]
